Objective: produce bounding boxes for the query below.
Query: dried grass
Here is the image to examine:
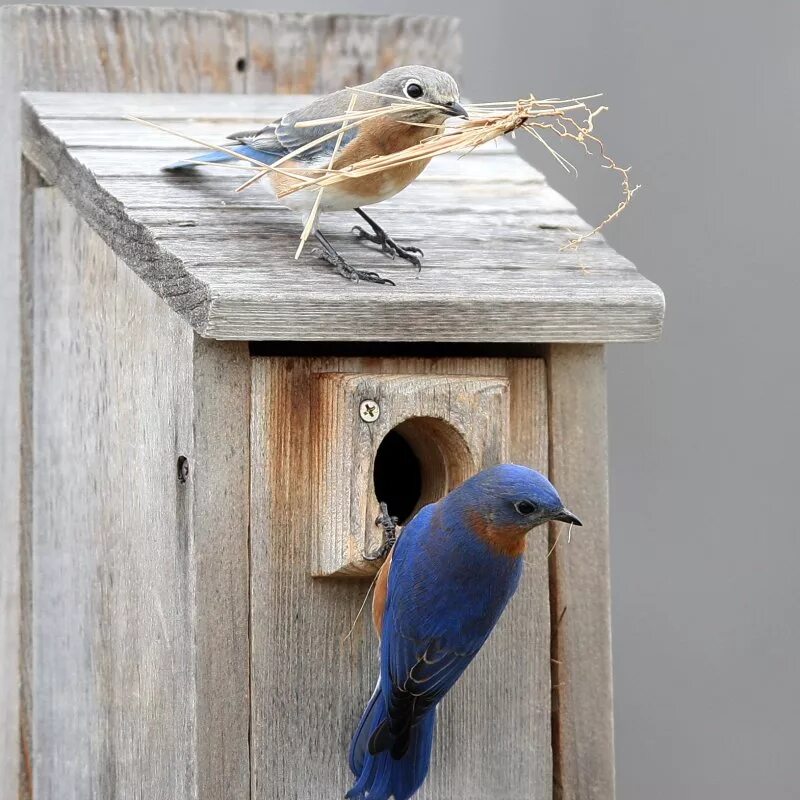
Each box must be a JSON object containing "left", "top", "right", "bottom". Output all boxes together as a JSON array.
[{"left": 130, "top": 87, "right": 638, "bottom": 253}]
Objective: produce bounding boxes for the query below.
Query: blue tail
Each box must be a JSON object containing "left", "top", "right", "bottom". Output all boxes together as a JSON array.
[
  {"left": 347, "top": 684, "right": 436, "bottom": 800},
  {"left": 162, "top": 144, "right": 278, "bottom": 172}
]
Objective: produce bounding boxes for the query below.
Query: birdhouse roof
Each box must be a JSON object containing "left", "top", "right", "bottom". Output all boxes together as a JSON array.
[{"left": 22, "top": 91, "right": 664, "bottom": 342}]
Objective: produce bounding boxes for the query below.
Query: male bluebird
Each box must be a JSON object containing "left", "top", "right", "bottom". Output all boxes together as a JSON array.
[
  {"left": 348, "top": 463, "right": 581, "bottom": 800},
  {"left": 164, "top": 65, "right": 467, "bottom": 285}
]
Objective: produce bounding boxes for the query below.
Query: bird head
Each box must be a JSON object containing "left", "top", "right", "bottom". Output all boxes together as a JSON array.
[
  {"left": 367, "top": 65, "right": 468, "bottom": 123},
  {"left": 452, "top": 464, "right": 581, "bottom": 544}
]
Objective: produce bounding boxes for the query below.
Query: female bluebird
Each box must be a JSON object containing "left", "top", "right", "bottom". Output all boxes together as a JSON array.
[
  {"left": 164, "top": 66, "right": 467, "bottom": 285},
  {"left": 348, "top": 463, "right": 581, "bottom": 800}
]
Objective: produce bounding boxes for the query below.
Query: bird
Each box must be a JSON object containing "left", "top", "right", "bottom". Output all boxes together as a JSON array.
[
  {"left": 163, "top": 65, "right": 468, "bottom": 285},
  {"left": 347, "top": 463, "right": 581, "bottom": 800}
]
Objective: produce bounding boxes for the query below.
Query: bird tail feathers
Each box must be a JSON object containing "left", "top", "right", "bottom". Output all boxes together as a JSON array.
[
  {"left": 347, "top": 684, "right": 435, "bottom": 800},
  {"left": 162, "top": 144, "right": 277, "bottom": 172}
]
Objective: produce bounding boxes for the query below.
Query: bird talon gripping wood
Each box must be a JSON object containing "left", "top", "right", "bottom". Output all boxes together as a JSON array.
[
  {"left": 164, "top": 65, "right": 465, "bottom": 284},
  {"left": 352, "top": 208, "right": 425, "bottom": 269},
  {"left": 313, "top": 231, "right": 395, "bottom": 286},
  {"left": 364, "top": 502, "right": 399, "bottom": 561}
]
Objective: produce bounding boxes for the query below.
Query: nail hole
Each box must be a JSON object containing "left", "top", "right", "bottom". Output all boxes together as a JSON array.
[
  {"left": 235, "top": 57, "right": 247, "bottom": 72},
  {"left": 177, "top": 456, "right": 189, "bottom": 484},
  {"left": 373, "top": 417, "right": 473, "bottom": 524}
]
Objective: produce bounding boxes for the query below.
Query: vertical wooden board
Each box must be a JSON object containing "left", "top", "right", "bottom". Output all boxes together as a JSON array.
[
  {"left": 191, "top": 337, "right": 252, "bottom": 800},
  {"left": 245, "top": 13, "right": 463, "bottom": 94},
  {"left": 374, "top": 16, "right": 462, "bottom": 81},
  {"left": 250, "top": 357, "right": 379, "bottom": 800},
  {"left": 246, "top": 13, "right": 334, "bottom": 94},
  {"left": 0, "top": 10, "right": 22, "bottom": 800},
  {"left": 31, "top": 190, "right": 197, "bottom": 799},
  {"left": 547, "top": 345, "right": 614, "bottom": 800},
  {"left": 137, "top": 9, "right": 247, "bottom": 94},
  {"left": 250, "top": 356, "right": 551, "bottom": 800},
  {"left": 16, "top": 5, "right": 143, "bottom": 92},
  {"left": 18, "top": 159, "right": 44, "bottom": 800}
]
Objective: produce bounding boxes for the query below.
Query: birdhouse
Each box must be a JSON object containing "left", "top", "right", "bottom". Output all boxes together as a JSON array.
[{"left": 3, "top": 6, "right": 664, "bottom": 800}]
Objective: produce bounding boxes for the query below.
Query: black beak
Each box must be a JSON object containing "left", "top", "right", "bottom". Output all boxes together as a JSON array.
[
  {"left": 444, "top": 100, "right": 469, "bottom": 119},
  {"left": 553, "top": 509, "right": 582, "bottom": 526}
]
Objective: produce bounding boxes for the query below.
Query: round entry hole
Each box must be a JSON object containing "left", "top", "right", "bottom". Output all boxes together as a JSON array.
[{"left": 372, "top": 417, "right": 473, "bottom": 524}]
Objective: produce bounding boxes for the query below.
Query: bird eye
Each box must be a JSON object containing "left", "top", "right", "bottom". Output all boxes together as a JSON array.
[
  {"left": 404, "top": 82, "right": 424, "bottom": 99},
  {"left": 514, "top": 500, "right": 538, "bottom": 516}
]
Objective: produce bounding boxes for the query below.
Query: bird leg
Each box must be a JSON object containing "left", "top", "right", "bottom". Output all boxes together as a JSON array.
[
  {"left": 352, "top": 208, "right": 424, "bottom": 270},
  {"left": 312, "top": 230, "right": 395, "bottom": 286},
  {"left": 364, "top": 502, "right": 399, "bottom": 561}
]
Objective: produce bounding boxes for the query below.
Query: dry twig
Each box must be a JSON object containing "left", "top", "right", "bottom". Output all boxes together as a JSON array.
[{"left": 135, "top": 89, "right": 638, "bottom": 254}]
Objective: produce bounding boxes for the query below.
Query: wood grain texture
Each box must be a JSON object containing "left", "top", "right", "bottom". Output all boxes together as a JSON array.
[
  {"left": 17, "top": 159, "right": 43, "bottom": 800},
  {"left": 137, "top": 8, "right": 247, "bottom": 94},
  {"left": 32, "top": 189, "right": 197, "bottom": 798},
  {"left": 0, "top": 10, "right": 22, "bottom": 799},
  {"left": 245, "top": 13, "right": 461, "bottom": 93},
  {"left": 250, "top": 356, "right": 552, "bottom": 800},
  {"left": 546, "top": 344, "right": 615, "bottom": 800},
  {"left": 312, "top": 372, "right": 509, "bottom": 576},
  {"left": 190, "top": 337, "right": 252, "bottom": 800},
  {"left": 30, "top": 190, "right": 253, "bottom": 800},
  {"left": 21, "top": 91, "right": 664, "bottom": 343}
]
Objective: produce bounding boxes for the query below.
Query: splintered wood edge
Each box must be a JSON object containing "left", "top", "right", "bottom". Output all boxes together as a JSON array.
[{"left": 20, "top": 94, "right": 665, "bottom": 343}]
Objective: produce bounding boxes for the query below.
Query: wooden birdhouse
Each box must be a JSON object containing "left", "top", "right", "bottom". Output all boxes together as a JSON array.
[{"left": 2, "top": 6, "right": 664, "bottom": 800}]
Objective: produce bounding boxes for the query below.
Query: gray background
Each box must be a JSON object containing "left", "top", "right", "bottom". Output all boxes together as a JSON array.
[{"left": 12, "top": 1, "right": 800, "bottom": 797}]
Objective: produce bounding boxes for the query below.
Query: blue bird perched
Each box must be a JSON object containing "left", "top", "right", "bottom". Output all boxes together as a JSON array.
[
  {"left": 348, "top": 463, "right": 581, "bottom": 800},
  {"left": 164, "top": 65, "right": 468, "bottom": 286}
]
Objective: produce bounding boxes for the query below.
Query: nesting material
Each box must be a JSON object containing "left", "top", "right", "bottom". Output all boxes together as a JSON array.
[{"left": 133, "top": 88, "right": 638, "bottom": 253}]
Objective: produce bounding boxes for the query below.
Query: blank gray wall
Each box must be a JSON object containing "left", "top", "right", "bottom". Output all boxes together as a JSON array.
[{"left": 10, "top": 1, "right": 799, "bottom": 797}]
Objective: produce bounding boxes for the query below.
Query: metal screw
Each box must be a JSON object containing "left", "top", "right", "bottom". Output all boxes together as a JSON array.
[{"left": 359, "top": 399, "right": 380, "bottom": 423}]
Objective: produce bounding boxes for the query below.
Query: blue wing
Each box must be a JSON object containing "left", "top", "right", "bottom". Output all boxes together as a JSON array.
[
  {"left": 163, "top": 89, "right": 364, "bottom": 172},
  {"left": 370, "top": 505, "right": 499, "bottom": 759}
]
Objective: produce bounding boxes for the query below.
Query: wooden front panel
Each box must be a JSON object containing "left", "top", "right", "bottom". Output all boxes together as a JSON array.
[{"left": 250, "top": 356, "right": 552, "bottom": 799}]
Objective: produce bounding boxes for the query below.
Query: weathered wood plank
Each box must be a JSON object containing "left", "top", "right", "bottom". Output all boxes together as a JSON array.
[
  {"left": 17, "top": 158, "right": 43, "bottom": 800},
  {"left": 0, "top": 7, "right": 21, "bottom": 793},
  {"left": 244, "top": 13, "right": 462, "bottom": 94},
  {"left": 31, "top": 188, "right": 197, "bottom": 799},
  {"left": 29, "top": 114, "right": 517, "bottom": 159},
  {"left": 547, "top": 344, "right": 615, "bottom": 800},
  {"left": 136, "top": 9, "right": 247, "bottom": 94},
  {"left": 21, "top": 90, "right": 663, "bottom": 342},
  {"left": 190, "top": 337, "right": 252, "bottom": 800},
  {"left": 58, "top": 147, "right": 539, "bottom": 184},
  {"left": 15, "top": 5, "right": 143, "bottom": 92},
  {"left": 86, "top": 175, "right": 569, "bottom": 214},
  {"left": 250, "top": 355, "right": 552, "bottom": 800},
  {"left": 25, "top": 90, "right": 317, "bottom": 119}
]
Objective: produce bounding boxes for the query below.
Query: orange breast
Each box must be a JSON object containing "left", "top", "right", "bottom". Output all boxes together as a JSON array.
[
  {"left": 332, "top": 116, "right": 438, "bottom": 203},
  {"left": 466, "top": 510, "right": 528, "bottom": 558},
  {"left": 371, "top": 546, "right": 394, "bottom": 639}
]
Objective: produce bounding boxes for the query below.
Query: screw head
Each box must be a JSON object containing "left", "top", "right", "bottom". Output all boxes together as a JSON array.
[{"left": 359, "top": 399, "right": 380, "bottom": 423}]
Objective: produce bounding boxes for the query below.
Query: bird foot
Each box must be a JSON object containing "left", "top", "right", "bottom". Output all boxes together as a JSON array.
[
  {"left": 351, "top": 226, "right": 424, "bottom": 270},
  {"left": 312, "top": 247, "right": 395, "bottom": 286},
  {"left": 364, "top": 502, "right": 399, "bottom": 561}
]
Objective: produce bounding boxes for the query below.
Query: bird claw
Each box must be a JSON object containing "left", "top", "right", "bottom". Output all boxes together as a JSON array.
[
  {"left": 364, "top": 502, "right": 399, "bottom": 561},
  {"left": 315, "top": 245, "right": 395, "bottom": 286},
  {"left": 351, "top": 225, "right": 424, "bottom": 270}
]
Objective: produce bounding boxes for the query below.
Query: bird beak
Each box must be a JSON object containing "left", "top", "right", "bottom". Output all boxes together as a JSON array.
[
  {"left": 444, "top": 100, "right": 469, "bottom": 119},
  {"left": 553, "top": 509, "right": 582, "bottom": 526}
]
